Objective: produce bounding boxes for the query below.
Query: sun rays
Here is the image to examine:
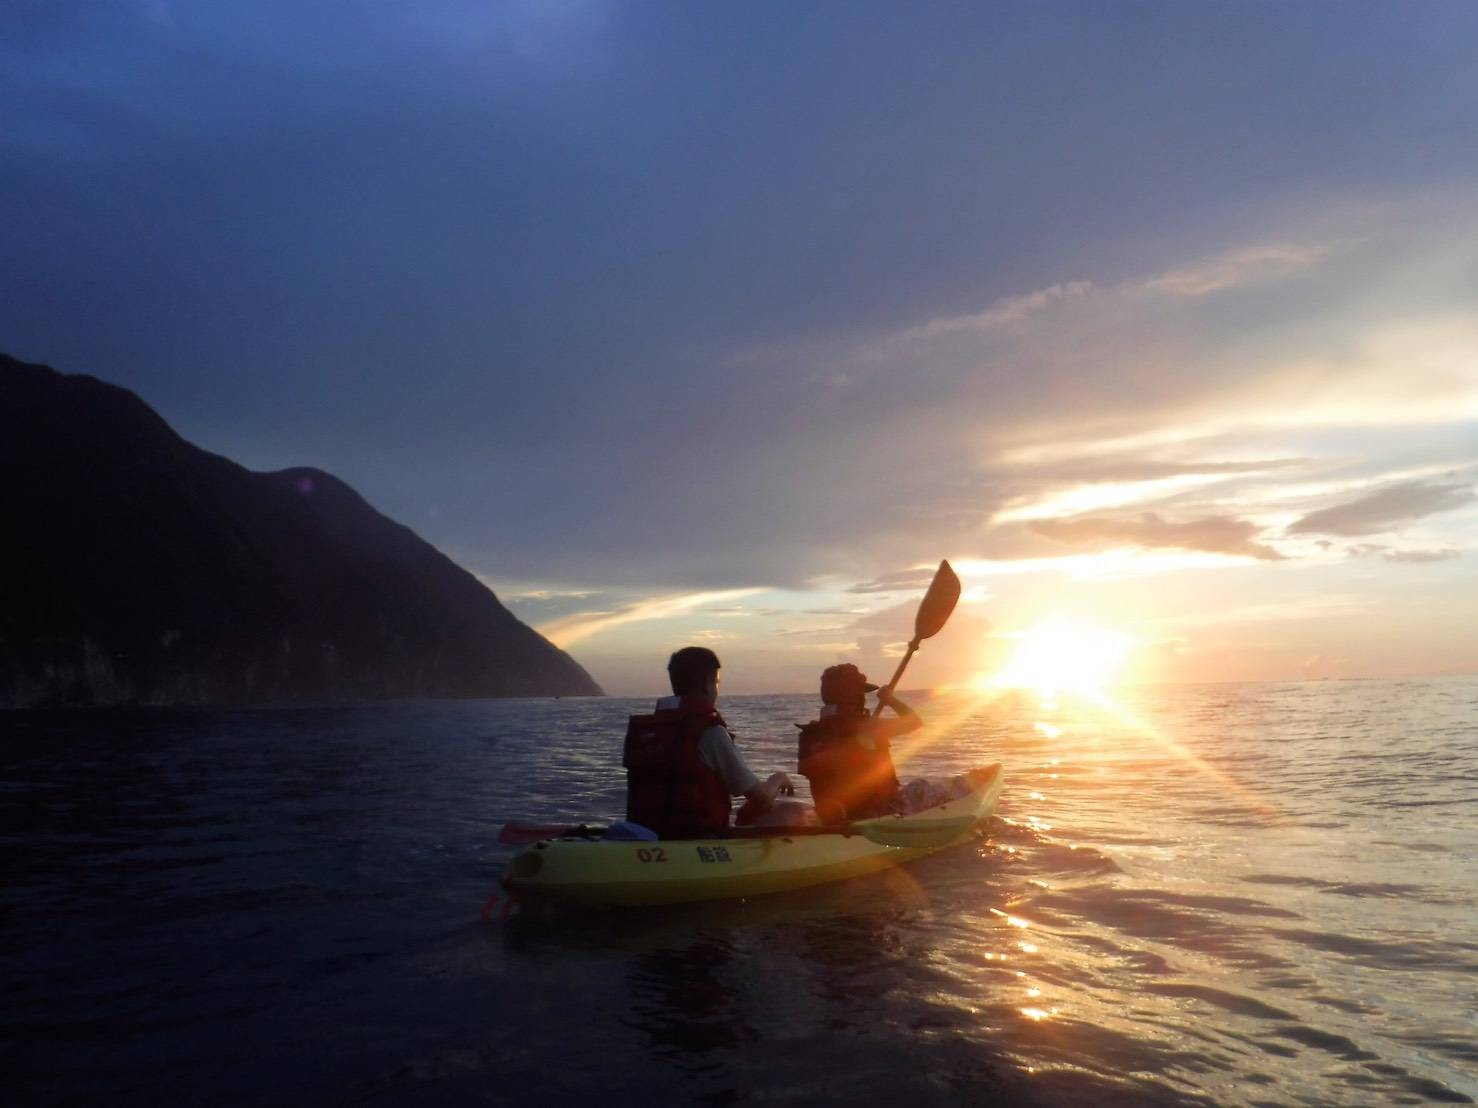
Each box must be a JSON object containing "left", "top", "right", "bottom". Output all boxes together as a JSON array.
[
  {"left": 987, "top": 618, "right": 1135, "bottom": 702},
  {"left": 885, "top": 615, "right": 1279, "bottom": 823}
]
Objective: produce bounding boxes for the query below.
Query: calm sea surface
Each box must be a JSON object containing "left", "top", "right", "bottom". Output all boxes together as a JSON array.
[{"left": 2, "top": 679, "right": 1475, "bottom": 1105}]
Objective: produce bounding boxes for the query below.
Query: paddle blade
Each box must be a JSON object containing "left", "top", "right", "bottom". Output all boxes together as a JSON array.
[
  {"left": 856, "top": 814, "right": 979, "bottom": 848},
  {"left": 913, "top": 560, "right": 961, "bottom": 640}
]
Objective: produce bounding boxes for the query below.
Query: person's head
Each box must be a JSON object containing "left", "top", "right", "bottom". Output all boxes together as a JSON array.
[
  {"left": 668, "top": 646, "right": 721, "bottom": 701},
  {"left": 820, "top": 663, "right": 878, "bottom": 710}
]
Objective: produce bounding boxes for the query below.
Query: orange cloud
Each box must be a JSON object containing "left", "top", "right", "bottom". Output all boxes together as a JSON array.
[
  {"left": 538, "top": 588, "right": 763, "bottom": 648},
  {"left": 1288, "top": 479, "right": 1475, "bottom": 536},
  {"left": 1031, "top": 512, "right": 1287, "bottom": 561}
]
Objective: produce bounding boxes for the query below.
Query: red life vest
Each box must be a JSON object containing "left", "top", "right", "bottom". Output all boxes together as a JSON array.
[
  {"left": 797, "top": 711, "right": 900, "bottom": 820},
  {"left": 623, "top": 697, "right": 733, "bottom": 839}
]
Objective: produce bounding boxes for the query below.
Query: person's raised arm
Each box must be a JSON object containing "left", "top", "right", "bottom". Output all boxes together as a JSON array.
[{"left": 875, "top": 688, "right": 923, "bottom": 738}]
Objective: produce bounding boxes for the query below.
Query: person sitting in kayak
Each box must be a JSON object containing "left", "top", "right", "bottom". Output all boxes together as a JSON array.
[
  {"left": 622, "top": 646, "right": 794, "bottom": 839},
  {"left": 797, "top": 663, "right": 923, "bottom": 822}
]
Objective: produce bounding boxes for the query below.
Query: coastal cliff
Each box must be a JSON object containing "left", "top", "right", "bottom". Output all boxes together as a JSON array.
[{"left": 0, "top": 353, "right": 603, "bottom": 706}]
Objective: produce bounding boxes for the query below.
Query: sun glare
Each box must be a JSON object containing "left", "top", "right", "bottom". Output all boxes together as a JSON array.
[{"left": 987, "top": 618, "right": 1134, "bottom": 701}]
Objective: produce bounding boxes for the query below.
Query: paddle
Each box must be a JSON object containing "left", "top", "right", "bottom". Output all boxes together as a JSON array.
[
  {"left": 498, "top": 822, "right": 604, "bottom": 844},
  {"left": 871, "top": 559, "right": 961, "bottom": 716},
  {"left": 849, "top": 813, "right": 980, "bottom": 848}
]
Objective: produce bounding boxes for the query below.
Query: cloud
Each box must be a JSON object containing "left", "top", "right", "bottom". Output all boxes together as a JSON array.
[
  {"left": 480, "top": 580, "right": 617, "bottom": 624},
  {"left": 1020, "top": 455, "right": 1308, "bottom": 483},
  {"left": 537, "top": 588, "right": 763, "bottom": 648},
  {"left": 994, "top": 471, "right": 1266, "bottom": 524},
  {"left": 1156, "top": 594, "right": 1379, "bottom": 628},
  {"left": 1141, "top": 243, "right": 1330, "bottom": 298},
  {"left": 1288, "top": 479, "right": 1476, "bottom": 536},
  {"left": 880, "top": 211, "right": 1478, "bottom": 474},
  {"left": 501, "top": 586, "right": 597, "bottom": 601},
  {"left": 951, "top": 549, "right": 1261, "bottom": 580},
  {"left": 1030, "top": 512, "right": 1287, "bottom": 561},
  {"left": 900, "top": 281, "right": 1094, "bottom": 341},
  {"left": 845, "top": 568, "right": 939, "bottom": 594},
  {"left": 1383, "top": 548, "right": 1461, "bottom": 564},
  {"left": 897, "top": 241, "right": 1325, "bottom": 345}
]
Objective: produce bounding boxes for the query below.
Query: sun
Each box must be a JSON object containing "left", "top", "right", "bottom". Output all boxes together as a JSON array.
[{"left": 987, "top": 617, "right": 1134, "bottom": 701}]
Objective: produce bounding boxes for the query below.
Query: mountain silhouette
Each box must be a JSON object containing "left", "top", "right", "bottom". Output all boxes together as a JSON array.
[{"left": 0, "top": 353, "right": 603, "bottom": 706}]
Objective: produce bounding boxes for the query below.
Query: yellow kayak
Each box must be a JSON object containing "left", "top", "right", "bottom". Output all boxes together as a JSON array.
[{"left": 499, "top": 763, "right": 1004, "bottom": 907}]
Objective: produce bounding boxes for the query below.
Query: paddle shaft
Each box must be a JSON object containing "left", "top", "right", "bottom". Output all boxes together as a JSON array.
[
  {"left": 497, "top": 818, "right": 965, "bottom": 845},
  {"left": 498, "top": 822, "right": 604, "bottom": 844},
  {"left": 870, "top": 637, "right": 921, "bottom": 716}
]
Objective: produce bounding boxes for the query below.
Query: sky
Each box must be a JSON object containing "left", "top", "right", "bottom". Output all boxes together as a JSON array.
[{"left": 4, "top": 1, "right": 1477, "bottom": 694}]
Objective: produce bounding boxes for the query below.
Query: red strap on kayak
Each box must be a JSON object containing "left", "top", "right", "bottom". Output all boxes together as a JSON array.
[{"left": 480, "top": 892, "right": 521, "bottom": 923}]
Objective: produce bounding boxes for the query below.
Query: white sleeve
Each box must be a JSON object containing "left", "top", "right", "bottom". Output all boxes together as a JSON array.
[{"left": 697, "top": 726, "right": 761, "bottom": 797}]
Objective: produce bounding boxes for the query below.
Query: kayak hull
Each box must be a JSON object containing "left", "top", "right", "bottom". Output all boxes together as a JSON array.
[{"left": 500, "top": 763, "right": 1004, "bottom": 907}]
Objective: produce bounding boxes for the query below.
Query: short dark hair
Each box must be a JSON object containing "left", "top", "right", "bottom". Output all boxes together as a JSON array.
[{"left": 668, "top": 646, "right": 721, "bottom": 696}]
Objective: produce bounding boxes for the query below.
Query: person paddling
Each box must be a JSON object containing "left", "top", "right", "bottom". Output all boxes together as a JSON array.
[
  {"left": 622, "top": 647, "right": 794, "bottom": 839},
  {"left": 797, "top": 663, "right": 923, "bottom": 822}
]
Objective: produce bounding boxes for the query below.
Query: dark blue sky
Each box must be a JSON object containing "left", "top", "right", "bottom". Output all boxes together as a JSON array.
[{"left": 5, "top": 2, "right": 1477, "bottom": 689}]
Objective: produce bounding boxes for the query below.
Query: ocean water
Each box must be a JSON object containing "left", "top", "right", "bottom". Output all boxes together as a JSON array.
[{"left": 2, "top": 679, "right": 1475, "bottom": 1106}]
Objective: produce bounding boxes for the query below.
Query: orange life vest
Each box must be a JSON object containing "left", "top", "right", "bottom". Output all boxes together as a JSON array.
[
  {"left": 797, "top": 710, "right": 900, "bottom": 820},
  {"left": 623, "top": 697, "right": 733, "bottom": 838}
]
